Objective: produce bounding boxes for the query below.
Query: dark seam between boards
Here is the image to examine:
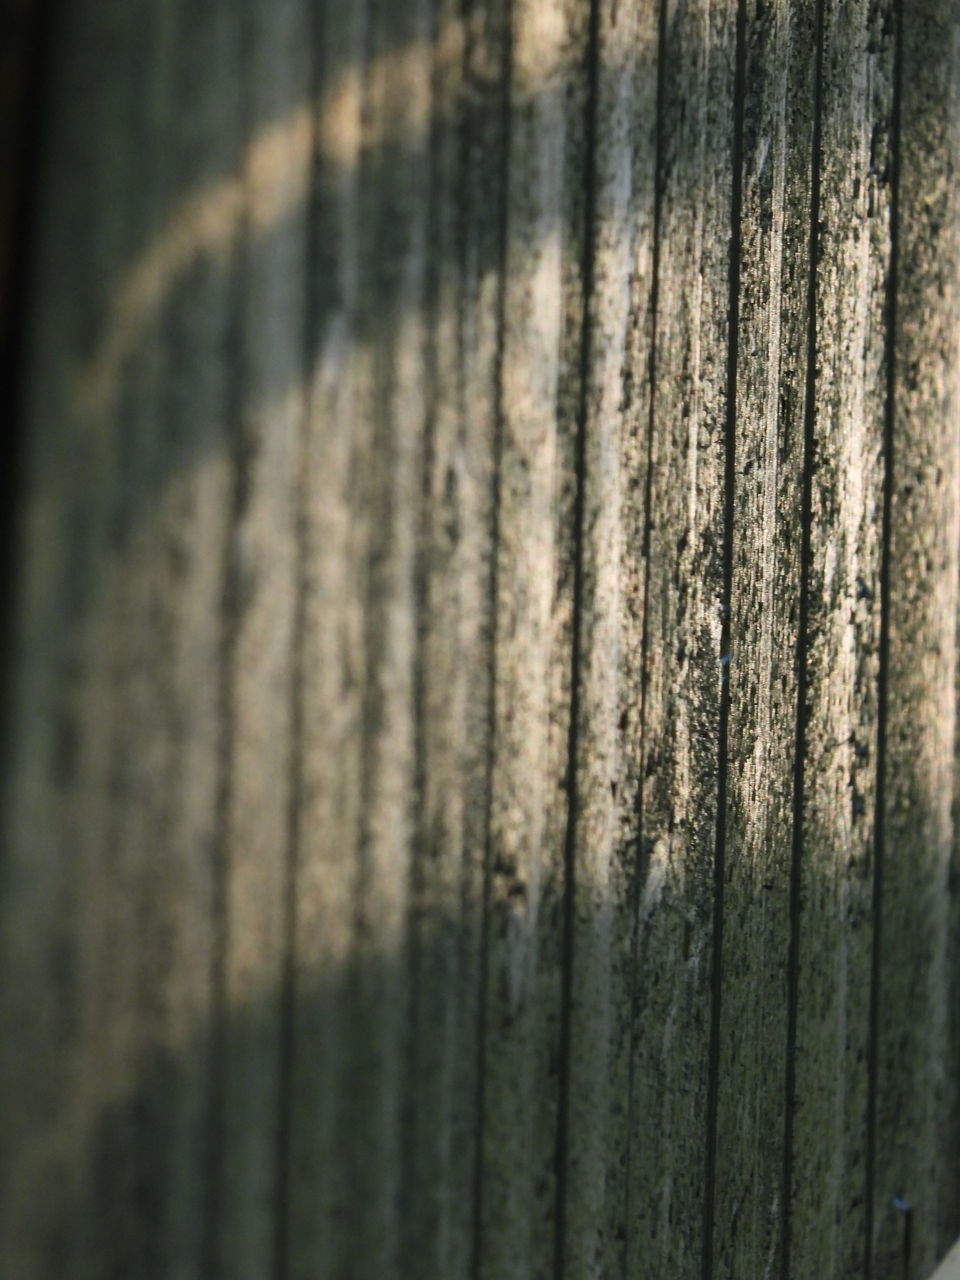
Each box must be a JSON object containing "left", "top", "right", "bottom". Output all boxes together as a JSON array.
[
  {"left": 622, "top": 0, "right": 668, "bottom": 1272},
  {"left": 469, "top": 0, "right": 514, "bottom": 1272},
  {"left": 781, "top": 0, "right": 827, "bottom": 1271},
  {"left": 553, "top": 0, "right": 603, "bottom": 1273},
  {"left": 271, "top": 10, "right": 322, "bottom": 1274},
  {"left": 865, "top": 0, "right": 905, "bottom": 1274},
  {"left": 702, "top": 0, "right": 748, "bottom": 1273}
]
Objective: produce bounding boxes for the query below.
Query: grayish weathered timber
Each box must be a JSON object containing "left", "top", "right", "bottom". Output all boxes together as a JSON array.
[
  {"left": 713, "top": 0, "right": 815, "bottom": 1272},
  {"left": 789, "top": 0, "right": 892, "bottom": 1274},
  {"left": 871, "top": 1, "right": 960, "bottom": 1276},
  {"left": 2, "top": 2, "right": 959, "bottom": 1278}
]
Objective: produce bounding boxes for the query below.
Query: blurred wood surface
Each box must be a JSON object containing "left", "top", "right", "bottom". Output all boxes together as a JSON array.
[{"left": 2, "top": 1, "right": 959, "bottom": 1277}]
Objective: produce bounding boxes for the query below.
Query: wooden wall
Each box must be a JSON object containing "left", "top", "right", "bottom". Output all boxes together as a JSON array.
[{"left": 2, "top": 0, "right": 959, "bottom": 1276}]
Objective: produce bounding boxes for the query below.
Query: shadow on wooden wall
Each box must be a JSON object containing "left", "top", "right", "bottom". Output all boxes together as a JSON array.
[{"left": 2, "top": 1, "right": 959, "bottom": 1278}]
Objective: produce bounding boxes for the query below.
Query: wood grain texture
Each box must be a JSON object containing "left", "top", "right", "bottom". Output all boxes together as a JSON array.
[
  {"left": 789, "top": 1, "right": 893, "bottom": 1274},
  {"left": 338, "top": 1, "right": 433, "bottom": 1273},
  {"left": 0, "top": 3, "right": 122, "bottom": 1273},
  {"left": 0, "top": 4, "right": 173, "bottom": 1277},
  {"left": 395, "top": 4, "right": 497, "bottom": 1274},
  {"left": 151, "top": 3, "right": 241, "bottom": 1271},
  {"left": 622, "top": 1, "right": 737, "bottom": 1275},
  {"left": 871, "top": 1, "right": 960, "bottom": 1275},
  {"left": 3, "top": 2, "right": 960, "bottom": 1278},
  {"left": 475, "top": 2, "right": 582, "bottom": 1274},
  {"left": 712, "top": 0, "right": 817, "bottom": 1273},
  {"left": 214, "top": 2, "right": 309, "bottom": 1274},
  {"left": 557, "top": 3, "right": 656, "bottom": 1275},
  {"left": 281, "top": 2, "right": 369, "bottom": 1275},
  {"left": 92, "top": 8, "right": 183, "bottom": 1277}
]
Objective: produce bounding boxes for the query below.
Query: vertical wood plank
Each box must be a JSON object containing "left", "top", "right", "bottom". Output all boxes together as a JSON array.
[
  {"left": 476, "top": 1, "right": 583, "bottom": 1273},
  {"left": 712, "top": 0, "right": 817, "bottom": 1272},
  {"left": 337, "top": 0, "right": 432, "bottom": 1272},
  {"left": 145, "top": 3, "right": 242, "bottom": 1272},
  {"left": 397, "top": 4, "right": 498, "bottom": 1274},
  {"left": 0, "top": 3, "right": 132, "bottom": 1274},
  {"left": 789, "top": 0, "right": 894, "bottom": 1273},
  {"left": 871, "top": 0, "right": 960, "bottom": 1273},
  {"left": 431, "top": 1, "right": 511, "bottom": 1268},
  {"left": 558, "top": 3, "right": 657, "bottom": 1275},
  {"left": 93, "top": 7, "right": 181, "bottom": 1275},
  {"left": 282, "top": 2, "right": 367, "bottom": 1276},
  {"left": 215, "top": 0, "right": 309, "bottom": 1273},
  {"left": 621, "top": 0, "right": 738, "bottom": 1275},
  {"left": 47, "top": 4, "right": 183, "bottom": 1275}
]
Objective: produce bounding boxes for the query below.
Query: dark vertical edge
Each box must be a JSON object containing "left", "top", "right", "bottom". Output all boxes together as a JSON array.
[
  {"left": 864, "top": 0, "right": 905, "bottom": 1273},
  {"left": 553, "top": 0, "right": 602, "bottom": 1272},
  {"left": 2, "top": 5, "right": 119, "bottom": 1268},
  {"left": 449, "top": 8, "right": 479, "bottom": 1265},
  {"left": 701, "top": 0, "right": 747, "bottom": 1274},
  {"left": 949, "top": 526, "right": 960, "bottom": 1256},
  {"left": 469, "top": 0, "right": 513, "bottom": 1270},
  {"left": 400, "top": 1, "right": 491, "bottom": 1267},
  {"left": 352, "top": 0, "right": 379, "bottom": 971},
  {"left": 0, "top": 0, "right": 62, "bottom": 771},
  {"left": 205, "top": 96, "right": 251, "bottom": 1280},
  {"left": 128, "top": 7, "right": 182, "bottom": 1268},
  {"left": 402, "top": 11, "right": 427, "bottom": 1269},
  {"left": 350, "top": 2, "right": 429, "bottom": 1265},
  {"left": 621, "top": 0, "right": 667, "bottom": 1259},
  {"left": 399, "top": 0, "right": 442, "bottom": 1263},
  {"left": 780, "top": 0, "right": 826, "bottom": 1272},
  {"left": 269, "top": 327, "right": 307, "bottom": 1280},
  {"left": 348, "top": 25, "right": 378, "bottom": 1228}
]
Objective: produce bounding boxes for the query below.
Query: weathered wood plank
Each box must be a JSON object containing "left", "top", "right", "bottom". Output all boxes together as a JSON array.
[
  {"left": 620, "top": 0, "right": 738, "bottom": 1274},
  {"left": 90, "top": 8, "right": 182, "bottom": 1276},
  {"left": 419, "top": 2, "right": 510, "bottom": 1269},
  {"left": 214, "top": 1, "right": 309, "bottom": 1273},
  {"left": 712, "top": 0, "right": 817, "bottom": 1272},
  {"left": 281, "top": 2, "right": 367, "bottom": 1275},
  {"left": 558, "top": 3, "right": 657, "bottom": 1275},
  {"left": 396, "top": 4, "right": 498, "bottom": 1273},
  {"left": 0, "top": 4, "right": 133, "bottom": 1274},
  {"left": 475, "top": 1, "right": 584, "bottom": 1273},
  {"left": 788, "top": 0, "right": 893, "bottom": 1273},
  {"left": 870, "top": 1, "right": 960, "bottom": 1273},
  {"left": 337, "top": 1, "right": 433, "bottom": 1273},
  {"left": 35, "top": 6, "right": 186, "bottom": 1276},
  {"left": 143, "top": 3, "right": 242, "bottom": 1272}
]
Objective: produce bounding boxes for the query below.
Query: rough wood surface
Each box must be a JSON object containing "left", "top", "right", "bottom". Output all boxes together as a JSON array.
[
  {"left": 160, "top": 6, "right": 245, "bottom": 1274},
  {"left": 789, "top": 1, "right": 892, "bottom": 1274},
  {"left": 282, "top": 3, "right": 370, "bottom": 1274},
  {"left": 871, "top": 2, "right": 960, "bottom": 1275},
  {"left": 475, "top": 3, "right": 583, "bottom": 1273},
  {"left": 214, "top": 1, "right": 309, "bottom": 1274},
  {"left": 622, "top": 2, "right": 737, "bottom": 1275},
  {"left": 711, "top": 1, "right": 815, "bottom": 1273},
  {"left": 557, "top": 3, "right": 655, "bottom": 1274},
  {"left": 2, "top": 2, "right": 960, "bottom": 1278}
]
